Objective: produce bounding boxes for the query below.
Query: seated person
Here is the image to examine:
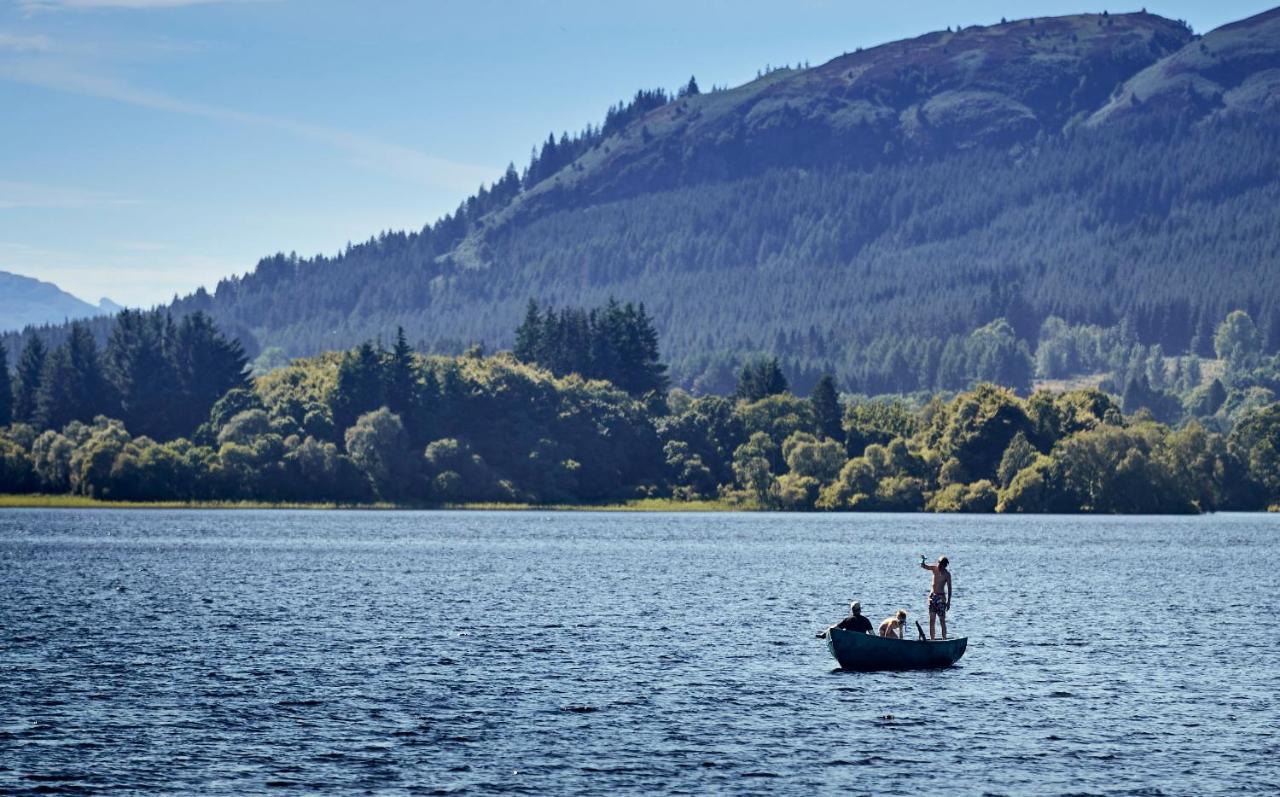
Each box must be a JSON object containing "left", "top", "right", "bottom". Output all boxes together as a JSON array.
[
  {"left": 832, "top": 601, "right": 873, "bottom": 634},
  {"left": 878, "top": 609, "right": 908, "bottom": 639}
]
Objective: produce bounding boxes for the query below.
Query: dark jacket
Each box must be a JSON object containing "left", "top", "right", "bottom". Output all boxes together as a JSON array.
[{"left": 834, "top": 613, "right": 873, "bottom": 633}]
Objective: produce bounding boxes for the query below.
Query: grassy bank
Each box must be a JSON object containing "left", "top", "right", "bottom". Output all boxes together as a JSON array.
[{"left": 0, "top": 494, "right": 744, "bottom": 512}]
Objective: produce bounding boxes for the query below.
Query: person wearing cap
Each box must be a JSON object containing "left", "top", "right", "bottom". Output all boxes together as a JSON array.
[
  {"left": 817, "top": 601, "right": 873, "bottom": 637},
  {"left": 835, "top": 601, "right": 873, "bottom": 633}
]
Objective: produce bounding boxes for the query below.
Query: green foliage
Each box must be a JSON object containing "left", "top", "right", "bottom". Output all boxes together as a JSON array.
[
  {"left": 657, "top": 395, "right": 744, "bottom": 486},
  {"left": 732, "top": 431, "right": 777, "bottom": 504},
  {"left": 843, "top": 397, "right": 918, "bottom": 457},
  {"left": 924, "top": 384, "right": 1031, "bottom": 482},
  {"left": 0, "top": 434, "right": 34, "bottom": 492},
  {"left": 997, "top": 432, "right": 1037, "bottom": 489},
  {"left": 345, "top": 408, "right": 417, "bottom": 501},
  {"left": 927, "top": 480, "right": 998, "bottom": 513},
  {"left": 737, "top": 393, "right": 814, "bottom": 452},
  {"left": 2, "top": 326, "right": 1277, "bottom": 513},
  {"left": 1228, "top": 405, "right": 1280, "bottom": 505},
  {"left": 782, "top": 432, "right": 844, "bottom": 484},
  {"left": 1215, "top": 310, "right": 1261, "bottom": 366}
]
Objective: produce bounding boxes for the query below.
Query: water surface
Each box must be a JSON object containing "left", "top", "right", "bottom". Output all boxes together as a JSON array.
[{"left": 2, "top": 510, "right": 1277, "bottom": 794}]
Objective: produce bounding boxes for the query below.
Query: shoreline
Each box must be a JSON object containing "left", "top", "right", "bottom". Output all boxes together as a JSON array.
[
  {"left": 0, "top": 494, "right": 742, "bottom": 512},
  {"left": 1, "top": 494, "right": 1276, "bottom": 514}
]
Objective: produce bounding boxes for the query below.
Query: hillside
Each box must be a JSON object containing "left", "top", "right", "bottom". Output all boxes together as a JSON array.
[
  {"left": 0, "top": 271, "right": 119, "bottom": 333},
  {"left": 5, "top": 9, "right": 1280, "bottom": 394}
]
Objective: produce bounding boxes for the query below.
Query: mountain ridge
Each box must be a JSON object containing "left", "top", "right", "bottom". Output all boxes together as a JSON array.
[
  {"left": 0, "top": 271, "right": 119, "bottom": 333},
  {"left": 5, "top": 8, "right": 1280, "bottom": 394}
]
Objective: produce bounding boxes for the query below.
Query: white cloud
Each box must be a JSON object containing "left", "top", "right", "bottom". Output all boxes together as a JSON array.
[
  {"left": 0, "top": 180, "right": 140, "bottom": 209},
  {"left": 0, "top": 59, "right": 497, "bottom": 192}
]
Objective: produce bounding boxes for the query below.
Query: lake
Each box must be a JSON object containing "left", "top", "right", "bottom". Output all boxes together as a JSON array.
[{"left": 1, "top": 510, "right": 1277, "bottom": 795}]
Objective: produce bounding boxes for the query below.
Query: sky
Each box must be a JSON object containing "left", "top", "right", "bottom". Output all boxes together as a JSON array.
[{"left": 1, "top": 1, "right": 1275, "bottom": 307}]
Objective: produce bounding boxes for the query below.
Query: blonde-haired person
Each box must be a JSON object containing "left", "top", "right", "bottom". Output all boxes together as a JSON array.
[{"left": 878, "top": 609, "right": 907, "bottom": 639}]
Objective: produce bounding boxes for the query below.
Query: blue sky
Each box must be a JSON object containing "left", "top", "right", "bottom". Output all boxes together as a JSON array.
[{"left": 1, "top": 0, "right": 1274, "bottom": 306}]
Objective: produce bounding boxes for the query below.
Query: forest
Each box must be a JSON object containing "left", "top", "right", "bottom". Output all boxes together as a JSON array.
[{"left": 2, "top": 303, "right": 1278, "bottom": 513}]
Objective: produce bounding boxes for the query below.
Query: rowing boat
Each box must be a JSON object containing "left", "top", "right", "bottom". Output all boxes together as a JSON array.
[{"left": 826, "top": 627, "right": 967, "bottom": 671}]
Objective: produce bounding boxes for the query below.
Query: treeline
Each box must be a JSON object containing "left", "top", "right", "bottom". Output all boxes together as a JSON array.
[
  {"left": 1, "top": 311, "right": 248, "bottom": 440},
  {"left": 2, "top": 306, "right": 1278, "bottom": 512},
  {"left": 513, "top": 299, "right": 667, "bottom": 396}
]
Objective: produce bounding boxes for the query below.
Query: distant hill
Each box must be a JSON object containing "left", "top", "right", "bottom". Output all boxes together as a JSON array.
[
  {"left": 0, "top": 271, "right": 119, "bottom": 333},
  {"left": 7, "top": 9, "right": 1280, "bottom": 393}
]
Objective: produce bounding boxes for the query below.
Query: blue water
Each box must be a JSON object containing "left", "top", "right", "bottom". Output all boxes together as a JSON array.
[{"left": 1, "top": 510, "right": 1277, "bottom": 795}]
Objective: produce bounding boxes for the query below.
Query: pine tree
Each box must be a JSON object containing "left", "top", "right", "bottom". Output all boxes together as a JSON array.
[
  {"left": 170, "top": 311, "right": 250, "bottom": 437},
  {"left": 0, "top": 344, "right": 11, "bottom": 428},
  {"left": 514, "top": 300, "right": 542, "bottom": 362},
  {"left": 106, "top": 309, "right": 174, "bottom": 439},
  {"left": 331, "top": 341, "right": 387, "bottom": 437},
  {"left": 387, "top": 327, "right": 418, "bottom": 426},
  {"left": 736, "top": 358, "right": 789, "bottom": 402},
  {"left": 811, "top": 374, "right": 842, "bottom": 441},
  {"left": 34, "top": 346, "right": 77, "bottom": 431},
  {"left": 13, "top": 336, "right": 46, "bottom": 424}
]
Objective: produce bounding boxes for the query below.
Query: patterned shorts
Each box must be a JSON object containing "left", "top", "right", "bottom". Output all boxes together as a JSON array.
[{"left": 929, "top": 592, "right": 947, "bottom": 616}]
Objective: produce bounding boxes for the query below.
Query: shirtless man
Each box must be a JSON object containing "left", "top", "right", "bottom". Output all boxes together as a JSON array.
[
  {"left": 920, "top": 555, "right": 952, "bottom": 639},
  {"left": 877, "top": 609, "right": 907, "bottom": 639}
]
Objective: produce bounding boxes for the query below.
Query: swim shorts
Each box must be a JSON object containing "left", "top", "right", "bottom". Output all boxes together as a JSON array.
[{"left": 929, "top": 592, "right": 947, "bottom": 616}]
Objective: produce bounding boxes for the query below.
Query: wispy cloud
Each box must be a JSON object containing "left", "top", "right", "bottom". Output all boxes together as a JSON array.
[
  {"left": 0, "top": 179, "right": 140, "bottom": 210},
  {"left": 0, "top": 57, "right": 497, "bottom": 191},
  {"left": 17, "top": 0, "right": 256, "bottom": 11},
  {"left": 0, "top": 31, "right": 53, "bottom": 51}
]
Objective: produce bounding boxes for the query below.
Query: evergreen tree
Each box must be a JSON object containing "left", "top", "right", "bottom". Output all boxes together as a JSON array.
[
  {"left": 106, "top": 310, "right": 175, "bottom": 439},
  {"left": 514, "top": 300, "right": 542, "bottom": 362},
  {"left": 13, "top": 336, "right": 46, "bottom": 424},
  {"left": 0, "top": 344, "right": 11, "bottom": 428},
  {"left": 39, "top": 323, "right": 115, "bottom": 429},
  {"left": 331, "top": 341, "right": 387, "bottom": 437},
  {"left": 736, "top": 357, "right": 789, "bottom": 402},
  {"left": 34, "top": 346, "right": 77, "bottom": 431},
  {"left": 811, "top": 374, "right": 842, "bottom": 441},
  {"left": 386, "top": 327, "right": 422, "bottom": 434},
  {"left": 170, "top": 311, "right": 250, "bottom": 438}
]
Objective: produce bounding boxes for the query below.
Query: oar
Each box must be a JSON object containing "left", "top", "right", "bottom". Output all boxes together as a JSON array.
[{"left": 915, "top": 620, "right": 927, "bottom": 641}]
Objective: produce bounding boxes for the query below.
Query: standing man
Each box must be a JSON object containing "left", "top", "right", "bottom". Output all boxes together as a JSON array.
[{"left": 920, "top": 555, "right": 952, "bottom": 639}]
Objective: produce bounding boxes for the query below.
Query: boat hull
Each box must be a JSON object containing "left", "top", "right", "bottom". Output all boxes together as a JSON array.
[{"left": 826, "top": 628, "right": 967, "bottom": 671}]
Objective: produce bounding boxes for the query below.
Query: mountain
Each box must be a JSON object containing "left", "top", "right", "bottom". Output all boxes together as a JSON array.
[
  {"left": 0, "top": 271, "right": 119, "bottom": 333},
  {"left": 6, "top": 9, "right": 1280, "bottom": 393}
]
